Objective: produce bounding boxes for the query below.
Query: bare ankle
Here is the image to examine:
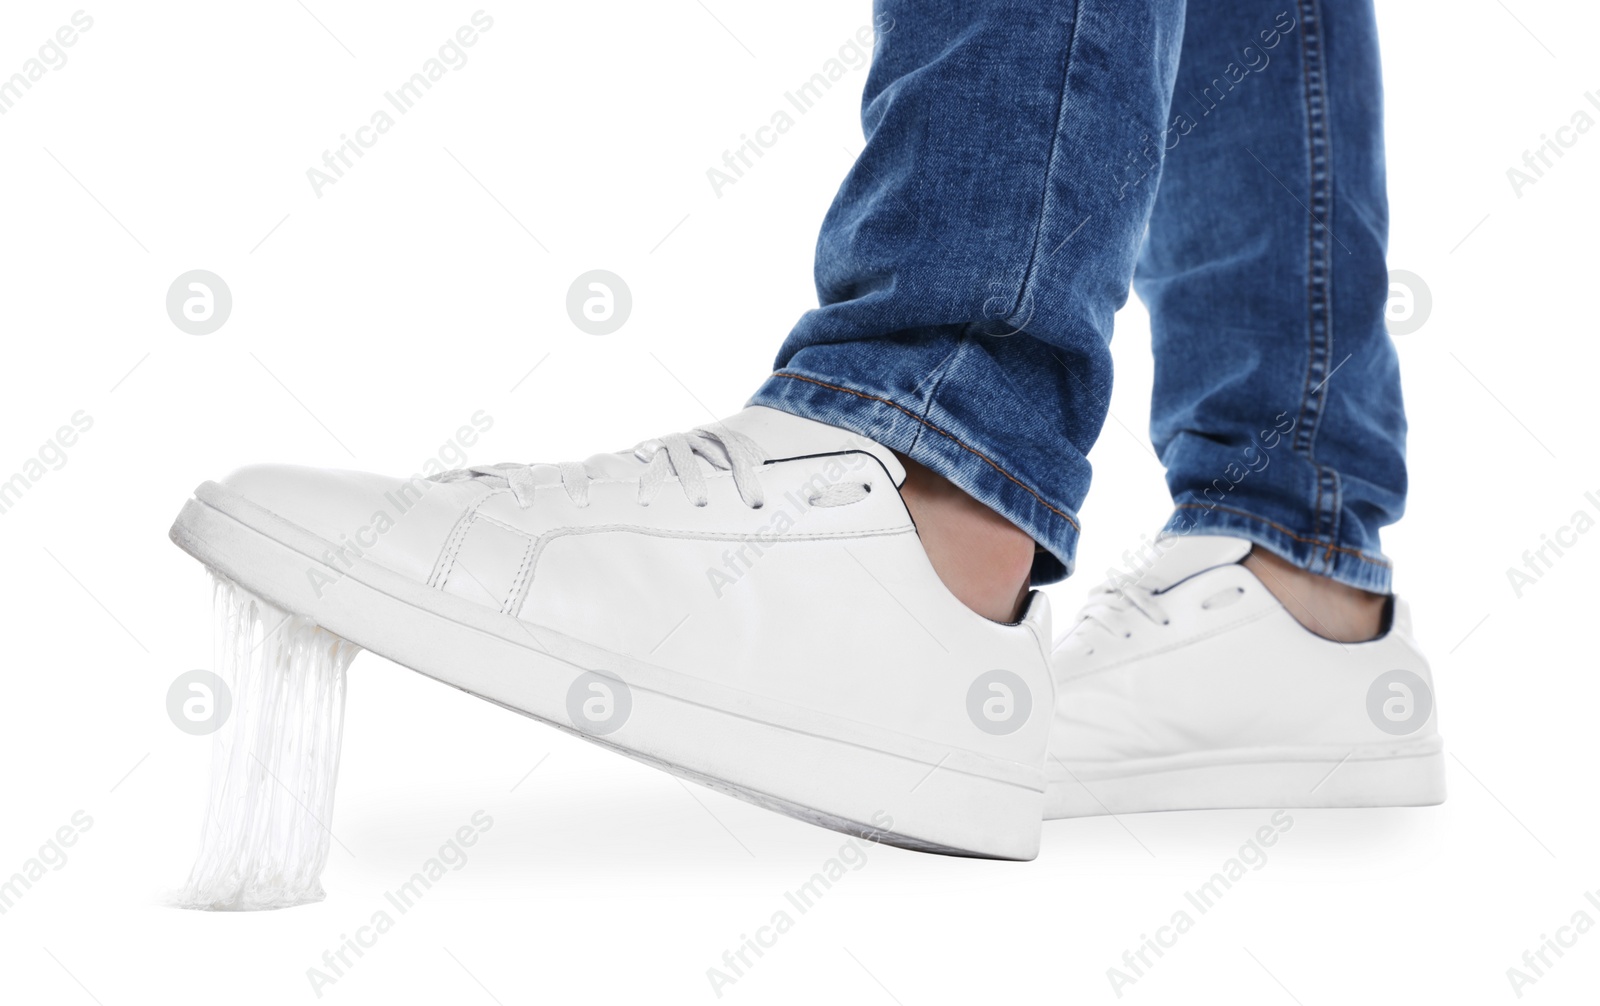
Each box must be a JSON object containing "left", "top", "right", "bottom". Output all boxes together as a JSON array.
[
  {"left": 1242, "top": 547, "right": 1387, "bottom": 642},
  {"left": 894, "top": 454, "right": 1033, "bottom": 622}
]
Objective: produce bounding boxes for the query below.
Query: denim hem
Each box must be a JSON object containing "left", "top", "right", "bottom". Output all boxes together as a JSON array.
[
  {"left": 750, "top": 370, "right": 1079, "bottom": 584},
  {"left": 1162, "top": 503, "right": 1393, "bottom": 594}
]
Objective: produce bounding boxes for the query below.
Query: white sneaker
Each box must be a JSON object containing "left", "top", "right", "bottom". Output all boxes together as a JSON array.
[
  {"left": 171, "top": 407, "right": 1055, "bottom": 859},
  {"left": 1045, "top": 534, "right": 1446, "bottom": 819}
]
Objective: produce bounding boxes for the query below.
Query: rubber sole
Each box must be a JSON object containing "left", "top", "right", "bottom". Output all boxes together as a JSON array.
[
  {"left": 172, "top": 484, "right": 1044, "bottom": 860},
  {"left": 1045, "top": 741, "right": 1447, "bottom": 819}
]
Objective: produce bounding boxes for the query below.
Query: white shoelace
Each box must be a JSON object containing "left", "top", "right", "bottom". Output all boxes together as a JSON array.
[
  {"left": 1069, "top": 574, "right": 1248, "bottom": 649},
  {"left": 1075, "top": 577, "right": 1171, "bottom": 641},
  {"left": 432, "top": 423, "right": 870, "bottom": 511}
]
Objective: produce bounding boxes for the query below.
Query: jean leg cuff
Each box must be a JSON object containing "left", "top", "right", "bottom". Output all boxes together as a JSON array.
[{"left": 1162, "top": 504, "right": 1394, "bottom": 594}]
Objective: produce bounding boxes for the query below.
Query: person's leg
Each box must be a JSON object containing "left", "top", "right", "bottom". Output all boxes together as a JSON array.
[
  {"left": 750, "top": 0, "right": 1187, "bottom": 607},
  {"left": 1042, "top": 0, "right": 1443, "bottom": 820},
  {"left": 1135, "top": 0, "right": 1402, "bottom": 638},
  {"left": 181, "top": 2, "right": 1272, "bottom": 862}
]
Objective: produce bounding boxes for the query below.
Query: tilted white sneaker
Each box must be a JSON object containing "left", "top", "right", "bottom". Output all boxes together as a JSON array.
[
  {"left": 1046, "top": 534, "right": 1445, "bottom": 819},
  {"left": 171, "top": 407, "right": 1054, "bottom": 859}
]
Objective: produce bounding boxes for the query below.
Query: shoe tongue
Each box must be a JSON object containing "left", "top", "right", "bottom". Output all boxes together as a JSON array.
[
  {"left": 1133, "top": 534, "right": 1253, "bottom": 592},
  {"left": 712, "top": 407, "right": 907, "bottom": 485}
]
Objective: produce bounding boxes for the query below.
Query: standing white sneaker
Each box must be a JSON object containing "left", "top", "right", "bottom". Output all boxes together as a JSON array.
[
  {"left": 171, "top": 407, "right": 1054, "bottom": 859},
  {"left": 1046, "top": 534, "right": 1445, "bottom": 819}
]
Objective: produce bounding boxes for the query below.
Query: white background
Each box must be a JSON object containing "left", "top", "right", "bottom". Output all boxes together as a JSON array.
[{"left": 1, "top": 1, "right": 1596, "bottom": 1003}]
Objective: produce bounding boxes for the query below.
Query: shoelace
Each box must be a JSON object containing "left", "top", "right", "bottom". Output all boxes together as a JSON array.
[
  {"left": 1075, "top": 577, "right": 1171, "bottom": 641},
  {"left": 431, "top": 423, "right": 871, "bottom": 511},
  {"left": 1067, "top": 575, "right": 1249, "bottom": 650}
]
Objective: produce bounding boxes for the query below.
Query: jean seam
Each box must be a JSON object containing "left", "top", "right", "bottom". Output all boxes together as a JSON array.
[
  {"left": 1288, "top": 0, "right": 1340, "bottom": 547},
  {"left": 769, "top": 371, "right": 1081, "bottom": 531},
  {"left": 1005, "top": 0, "right": 1083, "bottom": 327},
  {"left": 1172, "top": 503, "right": 1389, "bottom": 568}
]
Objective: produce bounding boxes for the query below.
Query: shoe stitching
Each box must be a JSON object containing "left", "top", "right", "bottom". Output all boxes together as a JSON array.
[
  {"left": 430, "top": 498, "right": 489, "bottom": 590},
  {"left": 501, "top": 537, "right": 537, "bottom": 616}
]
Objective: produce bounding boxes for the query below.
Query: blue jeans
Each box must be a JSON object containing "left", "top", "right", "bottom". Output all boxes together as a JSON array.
[{"left": 749, "top": 0, "right": 1403, "bottom": 594}]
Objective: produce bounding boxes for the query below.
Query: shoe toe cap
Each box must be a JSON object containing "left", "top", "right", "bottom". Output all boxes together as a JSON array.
[{"left": 219, "top": 463, "right": 481, "bottom": 583}]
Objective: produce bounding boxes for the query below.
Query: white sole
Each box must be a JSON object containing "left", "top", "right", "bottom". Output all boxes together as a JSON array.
[
  {"left": 1045, "top": 740, "right": 1447, "bottom": 819},
  {"left": 172, "top": 483, "right": 1044, "bottom": 860}
]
